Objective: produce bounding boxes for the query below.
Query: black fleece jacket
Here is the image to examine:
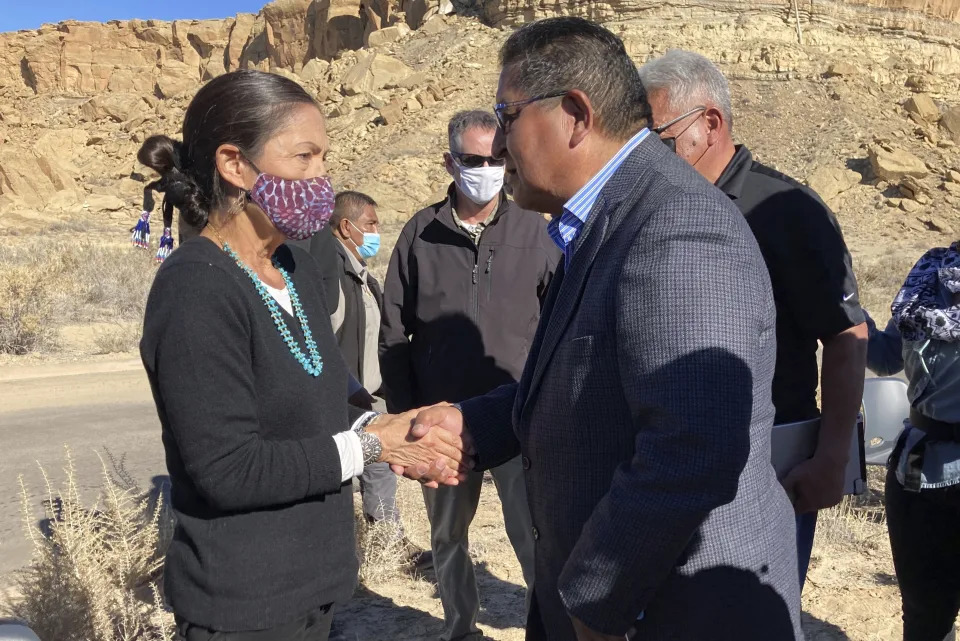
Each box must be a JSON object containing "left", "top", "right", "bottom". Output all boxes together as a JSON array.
[{"left": 379, "top": 189, "right": 560, "bottom": 412}]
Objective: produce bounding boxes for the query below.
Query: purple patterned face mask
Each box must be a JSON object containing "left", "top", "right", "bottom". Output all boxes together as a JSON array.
[{"left": 247, "top": 167, "right": 336, "bottom": 241}]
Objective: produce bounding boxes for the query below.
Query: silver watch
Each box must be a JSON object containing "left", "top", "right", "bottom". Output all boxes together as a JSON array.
[
  {"left": 355, "top": 414, "right": 383, "bottom": 466},
  {"left": 357, "top": 429, "right": 382, "bottom": 466}
]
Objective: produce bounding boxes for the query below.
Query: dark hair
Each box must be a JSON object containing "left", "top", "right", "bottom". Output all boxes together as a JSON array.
[
  {"left": 499, "top": 17, "right": 651, "bottom": 139},
  {"left": 448, "top": 110, "right": 497, "bottom": 151},
  {"left": 330, "top": 191, "right": 377, "bottom": 228},
  {"left": 137, "top": 70, "right": 318, "bottom": 229}
]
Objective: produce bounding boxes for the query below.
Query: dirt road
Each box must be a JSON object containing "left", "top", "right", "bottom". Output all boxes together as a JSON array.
[{"left": 0, "top": 358, "right": 165, "bottom": 583}]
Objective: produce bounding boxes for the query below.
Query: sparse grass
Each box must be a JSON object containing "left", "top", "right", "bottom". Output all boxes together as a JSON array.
[
  {"left": 0, "top": 239, "right": 156, "bottom": 355},
  {"left": 354, "top": 478, "right": 421, "bottom": 585},
  {"left": 817, "top": 495, "right": 888, "bottom": 553},
  {"left": 854, "top": 252, "right": 918, "bottom": 319},
  {"left": 93, "top": 322, "right": 141, "bottom": 355},
  {"left": 44, "top": 219, "right": 101, "bottom": 235},
  {"left": 2, "top": 447, "right": 175, "bottom": 641},
  {"left": 815, "top": 467, "right": 889, "bottom": 554},
  {"left": 63, "top": 245, "right": 156, "bottom": 322}
]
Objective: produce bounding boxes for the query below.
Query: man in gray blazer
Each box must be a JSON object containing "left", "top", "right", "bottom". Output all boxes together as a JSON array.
[{"left": 400, "top": 17, "right": 802, "bottom": 641}]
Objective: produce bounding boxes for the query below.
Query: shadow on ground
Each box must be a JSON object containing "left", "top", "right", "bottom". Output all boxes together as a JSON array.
[
  {"left": 333, "top": 584, "right": 446, "bottom": 641},
  {"left": 803, "top": 611, "right": 853, "bottom": 640}
]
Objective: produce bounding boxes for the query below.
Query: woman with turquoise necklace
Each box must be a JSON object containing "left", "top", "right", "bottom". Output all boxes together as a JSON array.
[{"left": 138, "top": 70, "right": 469, "bottom": 641}]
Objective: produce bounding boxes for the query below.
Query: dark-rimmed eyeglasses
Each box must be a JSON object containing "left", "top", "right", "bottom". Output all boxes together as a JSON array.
[
  {"left": 652, "top": 105, "right": 706, "bottom": 153},
  {"left": 451, "top": 151, "right": 506, "bottom": 168},
  {"left": 493, "top": 91, "right": 568, "bottom": 131}
]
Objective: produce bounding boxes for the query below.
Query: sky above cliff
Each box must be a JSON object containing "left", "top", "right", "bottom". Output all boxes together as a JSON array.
[{"left": 1, "top": 0, "right": 268, "bottom": 33}]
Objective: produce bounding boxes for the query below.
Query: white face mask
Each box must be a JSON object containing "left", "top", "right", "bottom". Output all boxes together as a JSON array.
[{"left": 454, "top": 162, "right": 504, "bottom": 205}]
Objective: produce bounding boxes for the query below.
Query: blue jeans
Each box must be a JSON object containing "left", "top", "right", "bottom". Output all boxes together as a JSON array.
[{"left": 796, "top": 511, "right": 819, "bottom": 590}]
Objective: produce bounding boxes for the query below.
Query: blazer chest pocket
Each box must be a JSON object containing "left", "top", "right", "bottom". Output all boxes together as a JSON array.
[{"left": 550, "top": 333, "right": 612, "bottom": 395}]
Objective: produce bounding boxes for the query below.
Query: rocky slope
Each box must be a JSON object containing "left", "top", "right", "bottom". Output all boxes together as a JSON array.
[
  {"left": 0, "top": 0, "right": 958, "bottom": 266},
  {"left": 2, "top": 0, "right": 959, "bottom": 98}
]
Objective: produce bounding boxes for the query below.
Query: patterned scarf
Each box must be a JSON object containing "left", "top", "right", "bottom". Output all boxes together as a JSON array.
[{"left": 891, "top": 242, "right": 960, "bottom": 342}]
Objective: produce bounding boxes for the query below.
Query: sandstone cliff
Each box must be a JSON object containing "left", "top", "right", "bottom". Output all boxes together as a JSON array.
[
  {"left": 2, "top": 0, "right": 959, "bottom": 99},
  {"left": 1, "top": 0, "right": 959, "bottom": 221}
]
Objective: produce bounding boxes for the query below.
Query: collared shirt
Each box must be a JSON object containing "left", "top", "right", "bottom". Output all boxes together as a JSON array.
[
  {"left": 548, "top": 128, "right": 651, "bottom": 267},
  {"left": 453, "top": 194, "right": 500, "bottom": 245}
]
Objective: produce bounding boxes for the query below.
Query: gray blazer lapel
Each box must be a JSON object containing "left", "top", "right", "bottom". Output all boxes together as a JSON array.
[{"left": 522, "top": 198, "right": 610, "bottom": 417}]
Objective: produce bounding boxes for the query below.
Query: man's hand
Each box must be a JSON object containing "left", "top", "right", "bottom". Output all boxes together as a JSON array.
[
  {"left": 571, "top": 616, "right": 626, "bottom": 641},
  {"left": 781, "top": 453, "right": 846, "bottom": 514},
  {"left": 366, "top": 409, "right": 471, "bottom": 487},
  {"left": 388, "top": 404, "right": 475, "bottom": 487},
  {"left": 784, "top": 322, "right": 867, "bottom": 514}
]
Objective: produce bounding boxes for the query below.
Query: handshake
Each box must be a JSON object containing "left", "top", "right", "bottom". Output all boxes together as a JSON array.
[{"left": 363, "top": 405, "right": 474, "bottom": 487}]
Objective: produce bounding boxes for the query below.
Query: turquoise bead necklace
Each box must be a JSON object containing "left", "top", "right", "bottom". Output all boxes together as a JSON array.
[{"left": 222, "top": 242, "right": 323, "bottom": 377}]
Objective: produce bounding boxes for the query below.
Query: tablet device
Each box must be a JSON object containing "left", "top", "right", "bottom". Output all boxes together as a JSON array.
[{"left": 770, "top": 416, "right": 867, "bottom": 495}]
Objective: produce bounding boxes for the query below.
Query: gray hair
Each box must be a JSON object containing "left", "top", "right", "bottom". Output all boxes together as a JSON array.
[
  {"left": 448, "top": 110, "right": 498, "bottom": 152},
  {"left": 499, "top": 17, "right": 650, "bottom": 139},
  {"left": 330, "top": 190, "right": 377, "bottom": 228},
  {"left": 637, "top": 50, "right": 733, "bottom": 131}
]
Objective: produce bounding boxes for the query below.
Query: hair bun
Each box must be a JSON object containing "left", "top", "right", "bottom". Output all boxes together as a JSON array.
[
  {"left": 138, "top": 135, "right": 209, "bottom": 229},
  {"left": 137, "top": 135, "right": 184, "bottom": 176}
]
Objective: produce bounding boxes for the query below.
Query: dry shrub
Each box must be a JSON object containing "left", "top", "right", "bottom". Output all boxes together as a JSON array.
[
  {"left": 0, "top": 249, "right": 68, "bottom": 354},
  {"left": 0, "top": 239, "right": 157, "bottom": 355},
  {"left": 3, "top": 447, "right": 175, "bottom": 641},
  {"left": 94, "top": 322, "right": 141, "bottom": 355},
  {"left": 353, "top": 477, "right": 432, "bottom": 585},
  {"left": 61, "top": 244, "right": 156, "bottom": 322},
  {"left": 354, "top": 495, "right": 413, "bottom": 585}
]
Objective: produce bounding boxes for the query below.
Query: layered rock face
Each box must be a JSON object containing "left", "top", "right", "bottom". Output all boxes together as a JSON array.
[
  {"left": 481, "top": 0, "right": 960, "bottom": 30},
  {"left": 2, "top": 0, "right": 958, "bottom": 99},
  {"left": 0, "top": 0, "right": 958, "bottom": 219}
]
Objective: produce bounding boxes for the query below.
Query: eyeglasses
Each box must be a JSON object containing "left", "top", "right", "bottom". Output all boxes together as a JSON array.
[
  {"left": 451, "top": 151, "right": 506, "bottom": 168},
  {"left": 493, "top": 91, "right": 568, "bottom": 131},
  {"left": 652, "top": 106, "right": 706, "bottom": 153}
]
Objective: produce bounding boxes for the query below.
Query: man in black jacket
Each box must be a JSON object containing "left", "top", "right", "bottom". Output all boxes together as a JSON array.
[{"left": 380, "top": 110, "right": 559, "bottom": 641}]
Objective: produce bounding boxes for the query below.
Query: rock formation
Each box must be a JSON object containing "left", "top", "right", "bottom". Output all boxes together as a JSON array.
[
  {"left": 0, "top": 0, "right": 959, "bottom": 223},
  {"left": 2, "top": 0, "right": 959, "bottom": 100}
]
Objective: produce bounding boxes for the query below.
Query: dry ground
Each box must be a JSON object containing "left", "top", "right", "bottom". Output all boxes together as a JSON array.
[{"left": 339, "top": 469, "right": 928, "bottom": 641}]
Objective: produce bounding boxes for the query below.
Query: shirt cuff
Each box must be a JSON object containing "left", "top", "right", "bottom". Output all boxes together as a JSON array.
[{"left": 333, "top": 430, "right": 364, "bottom": 483}]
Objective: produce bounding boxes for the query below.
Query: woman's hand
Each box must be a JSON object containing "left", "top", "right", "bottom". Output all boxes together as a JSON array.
[{"left": 365, "top": 410, "right": 472, "bottom": 486}]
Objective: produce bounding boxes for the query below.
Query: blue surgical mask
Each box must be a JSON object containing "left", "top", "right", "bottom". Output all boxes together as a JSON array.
[{"left": 349, "top": 221, "right": 380, "bottom": 259}]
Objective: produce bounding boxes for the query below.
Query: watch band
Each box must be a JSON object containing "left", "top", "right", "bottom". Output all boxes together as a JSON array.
[
  {"left": 354, "top": 412, "right": 383, "bottom": 466},
  {"left": 358, "top": 429, "right": 382, "bottom": 466},
  {"left": 353, "top": 411, "right": 381, "bottom": 432}
]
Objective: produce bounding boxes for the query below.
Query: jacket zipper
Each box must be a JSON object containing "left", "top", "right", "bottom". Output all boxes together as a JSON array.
[
  {"left": 485, "top": 248, "right": 495, "bottom": 302},
  {"left": 472, "top": 230, "right": 484, "bottom": 322}
]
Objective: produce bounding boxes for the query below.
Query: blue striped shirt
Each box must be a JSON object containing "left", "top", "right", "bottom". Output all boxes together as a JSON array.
[{"left": 548, "top": 128, "right": 651, "bottom": 267}]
